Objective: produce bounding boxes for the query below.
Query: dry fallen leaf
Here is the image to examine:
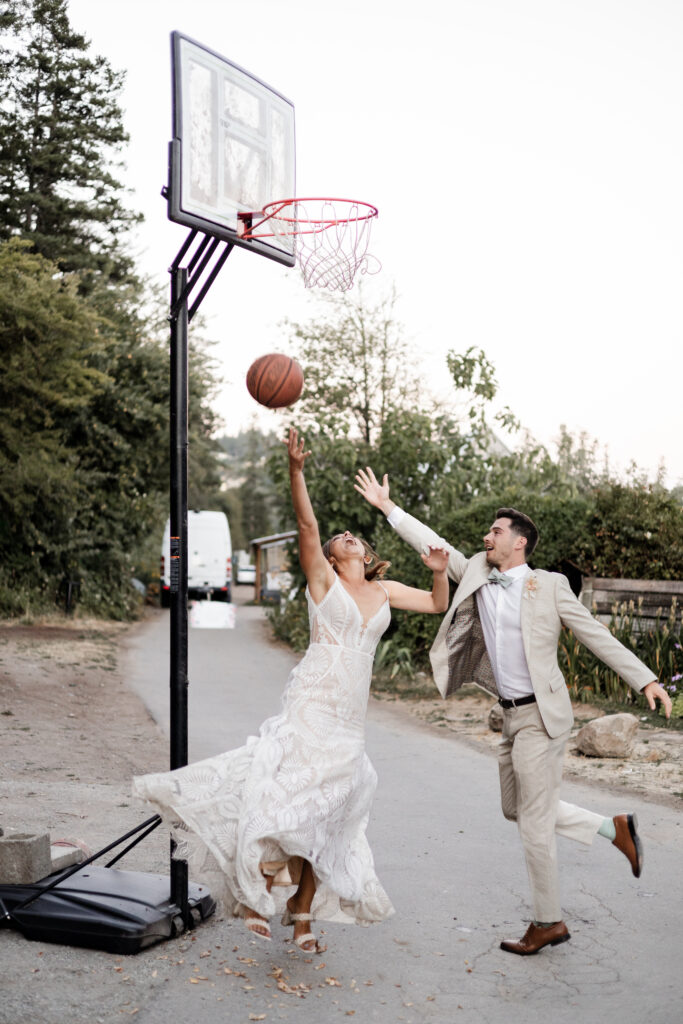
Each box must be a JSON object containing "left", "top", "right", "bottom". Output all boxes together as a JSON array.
[
  {"left": 248, "top": 1016, "right": 266, "bottom": 1022},
  {"left": 277, "top": 979, "right": 311, "bottom": 998},
  {"left": 324, "top": 977, "right": 342, "bottom": 987},
  {"left": 200, "top": 950, "right": 212, "bottom": 958}
]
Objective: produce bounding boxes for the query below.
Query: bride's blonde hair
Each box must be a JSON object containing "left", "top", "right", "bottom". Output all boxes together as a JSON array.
[{"left": 322, "top": 536, "right": 391, "bottom": 582}]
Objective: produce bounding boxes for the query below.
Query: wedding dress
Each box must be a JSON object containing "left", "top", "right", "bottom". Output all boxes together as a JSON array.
[{"left": 132, "top": 574, "right": 395, "bottom": 924}]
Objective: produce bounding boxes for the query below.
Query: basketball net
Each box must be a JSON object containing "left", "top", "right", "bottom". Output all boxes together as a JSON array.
[{"left": 239, "top": 198, "right": 380, "bottom": 291}]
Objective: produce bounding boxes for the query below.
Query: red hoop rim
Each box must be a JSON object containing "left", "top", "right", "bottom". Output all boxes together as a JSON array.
[{"left": 239, "top": 197, "right": 378, "bottom": 239}]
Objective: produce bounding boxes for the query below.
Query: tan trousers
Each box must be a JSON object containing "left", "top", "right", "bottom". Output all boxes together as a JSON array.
[{"left": 498, "top": 702, "right": 604, "bottom": 922}]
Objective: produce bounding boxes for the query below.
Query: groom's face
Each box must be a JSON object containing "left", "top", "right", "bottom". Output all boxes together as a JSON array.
[{"left": 483, "top": 518, "right": 526, "bottom": 567}]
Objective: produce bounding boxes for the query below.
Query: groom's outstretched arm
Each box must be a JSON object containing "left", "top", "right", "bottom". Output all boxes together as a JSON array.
[{"left": 354, "top": 467, "right": 468, "bottom": 583}]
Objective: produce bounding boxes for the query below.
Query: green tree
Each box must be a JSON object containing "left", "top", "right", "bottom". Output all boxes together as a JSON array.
[
  {"left": 284, "top": 286, "right": 420, "bottom": 444},
  {"left": 0, "top": 0, "right": 141, "bottom": 284},
  {"left": 216, "top": 427, "right": 281, "bottom": 548},
  {"left": 0, "top": 239, "right": 106, "bottom": 611},
  {"left": 0, "top": 240, "right": 224, "bottom": 616},
  {"left": 267, "top": 291, "right": 683, "bottom": 665},
  {"left": 581, "top": 480, "right": 683, "bottom": 580}
]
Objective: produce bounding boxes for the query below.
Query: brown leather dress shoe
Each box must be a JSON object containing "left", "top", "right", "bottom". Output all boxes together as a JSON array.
[
  {"left": 500, "top": 921, "right": 570, "bottom": 955},
  {"left": 612, "top": 813, "right": 643, "bottom": 877}
]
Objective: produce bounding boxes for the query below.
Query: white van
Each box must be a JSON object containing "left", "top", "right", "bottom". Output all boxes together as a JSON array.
[{"left": 160, "top": 511, "right": 232, "bottom": 606}]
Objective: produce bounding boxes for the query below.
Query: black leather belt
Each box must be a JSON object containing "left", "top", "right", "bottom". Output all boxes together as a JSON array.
[{"left": 498, "top": 693, "right": 537, "bottom": 710}]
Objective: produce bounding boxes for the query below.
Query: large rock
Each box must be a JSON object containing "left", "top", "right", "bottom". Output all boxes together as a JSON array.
[
  {"left": 488, "top": 702, "right": 504, "bottom": 732},
  {"left": 575, "top": 713, "right": 639, "bottom": 758}
]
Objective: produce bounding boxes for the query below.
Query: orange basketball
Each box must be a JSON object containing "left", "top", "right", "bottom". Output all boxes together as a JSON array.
[{"left": 246, "top": 353, "right": 304, "bottom": 409}]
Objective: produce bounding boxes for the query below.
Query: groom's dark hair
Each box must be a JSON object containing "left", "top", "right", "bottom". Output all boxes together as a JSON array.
[{"left": 497, "top": 507, "right": 539, "bottom": 559}]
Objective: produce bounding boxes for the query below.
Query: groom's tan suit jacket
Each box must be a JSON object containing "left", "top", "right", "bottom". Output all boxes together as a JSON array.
[{"left": 393, "top": 512, "right": 655, "bottom": 739}]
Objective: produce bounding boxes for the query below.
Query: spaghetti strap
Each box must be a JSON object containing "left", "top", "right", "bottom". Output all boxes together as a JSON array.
[{"left": 376, "top": 580, "right": 389, "bottom": 599}]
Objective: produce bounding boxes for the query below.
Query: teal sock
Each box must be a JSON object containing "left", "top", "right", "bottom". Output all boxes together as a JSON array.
[{"left": 598, "top": 817, "right": 616, "bottom": 841}]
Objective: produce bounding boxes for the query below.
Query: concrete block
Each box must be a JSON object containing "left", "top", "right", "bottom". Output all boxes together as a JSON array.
[
  {"left": 50, "top": 846, "right": 84, "bottom": 872},
  {"left": 50, "top": 841, "right": 87, "bottom": 872},
  {"left": 0, "top": 832, "right": 51, "bottom": 883}
]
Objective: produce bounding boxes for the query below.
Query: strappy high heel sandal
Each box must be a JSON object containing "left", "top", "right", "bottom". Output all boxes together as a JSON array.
[
  {"left": 281, "top": 907, "right": 324, "bottom": 953},
  {"left": 244, "top": 915, "right": 272, "bottom": 941}
]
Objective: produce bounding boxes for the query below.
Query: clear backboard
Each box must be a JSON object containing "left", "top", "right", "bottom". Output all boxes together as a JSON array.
[{"left": 167, "top": 32, "right": 296, "bottom": 267}]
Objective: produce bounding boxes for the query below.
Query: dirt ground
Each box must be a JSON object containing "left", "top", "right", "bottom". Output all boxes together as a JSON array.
[
  {"left": 0, "top": 617, "right": 681, "bottom": 860},
  {"left": 0, "top": 618, "right": 168, "bottom": 866}
]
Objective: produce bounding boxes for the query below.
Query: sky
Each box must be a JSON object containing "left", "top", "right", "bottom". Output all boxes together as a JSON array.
[{"left": 66, "top": 0, "right": 682, "bottom": 485}]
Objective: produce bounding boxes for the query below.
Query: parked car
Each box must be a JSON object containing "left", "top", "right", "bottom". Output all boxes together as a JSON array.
[
  {"left": 234, "top": 550, "right": 256, "bottom": 586},
  {"left": 160, "top": 511, "right": 232, "bottom": 606}
]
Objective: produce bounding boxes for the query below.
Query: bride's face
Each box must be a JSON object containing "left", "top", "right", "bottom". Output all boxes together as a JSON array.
[{"left": 328, "top": 531, "right": 365, "bottom": 563}]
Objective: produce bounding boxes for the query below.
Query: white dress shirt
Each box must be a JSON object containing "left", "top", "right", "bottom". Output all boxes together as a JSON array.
[
  {"left": 476, "top": 562, "right": 534, "bottom": 700},
  {"left": 386, "top": 506, "right": 534, "bottom": 700}
]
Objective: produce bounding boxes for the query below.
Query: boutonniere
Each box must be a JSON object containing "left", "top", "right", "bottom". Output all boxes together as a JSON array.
[{"left": 524, "top": 574, "right": 538, "bottom": 599}]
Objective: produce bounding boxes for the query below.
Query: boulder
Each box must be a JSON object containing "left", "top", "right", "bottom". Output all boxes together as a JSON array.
[
  {"left": 488, "top": 702, "right": 504, "bottom": 732},
  {"left": 575, "top": 713, "right": 639, "bottom": 758}
]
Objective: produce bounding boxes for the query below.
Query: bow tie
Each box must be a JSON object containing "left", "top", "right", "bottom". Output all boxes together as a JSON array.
[{"left": 488, "top": 568, "right": 514, "bottom": 589}]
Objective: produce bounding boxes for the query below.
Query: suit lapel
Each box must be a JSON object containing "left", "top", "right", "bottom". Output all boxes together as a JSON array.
[
  {"left": 520, "top": 569, "right": 538, "bottom": 667},
  {"left": 454, "top": 551, "right": 490, "bottom": 607}
]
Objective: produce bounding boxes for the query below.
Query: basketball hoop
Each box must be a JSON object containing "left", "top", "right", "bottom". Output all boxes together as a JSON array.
[{"left": 238, "top": 198, "right": 380, "bottom": 291}]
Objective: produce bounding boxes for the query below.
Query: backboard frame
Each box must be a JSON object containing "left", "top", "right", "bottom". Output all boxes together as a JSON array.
[{"left": 167, "top": 31, "right": 296, "bottom": 268}]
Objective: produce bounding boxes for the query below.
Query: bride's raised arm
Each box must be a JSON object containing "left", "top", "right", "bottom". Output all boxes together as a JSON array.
[{"left": 285, "top": 428, "right": 334, "bottom": 598}]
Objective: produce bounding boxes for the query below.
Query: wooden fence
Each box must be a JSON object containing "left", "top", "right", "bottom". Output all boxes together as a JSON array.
[{"left": 579, "top": 577, "right": 683, "bottom": 622}]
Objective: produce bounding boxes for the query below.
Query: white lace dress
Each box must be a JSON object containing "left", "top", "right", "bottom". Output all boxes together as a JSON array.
[{"left": 132, "top": 575, "right": 395, "bottom": 925}]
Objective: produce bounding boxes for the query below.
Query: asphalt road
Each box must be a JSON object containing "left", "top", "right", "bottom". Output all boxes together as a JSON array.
[{"left": 117, "top": 592, "right": 683, "bottom": 1024}]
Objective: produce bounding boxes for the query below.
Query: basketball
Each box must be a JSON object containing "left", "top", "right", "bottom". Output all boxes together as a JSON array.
[{"left": 246, "top": 353, "right": 304, "bottom": 409}]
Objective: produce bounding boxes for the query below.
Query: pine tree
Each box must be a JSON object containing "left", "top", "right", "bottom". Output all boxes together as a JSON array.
[{"left": 0, "top": 0, "right": 141, "bottom": 284}]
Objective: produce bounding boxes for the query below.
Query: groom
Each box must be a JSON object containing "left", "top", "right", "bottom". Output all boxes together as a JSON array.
[{"left": 355, "top": 468, "right": 672, "bottom": 955}]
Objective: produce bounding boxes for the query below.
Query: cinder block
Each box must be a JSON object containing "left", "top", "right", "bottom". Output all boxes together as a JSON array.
[
  {"left": 0, "top": 832, "right": 51, "bottom": 883},
  {"left": 50, "top": 843, "right": 86, "bottom": 872}
]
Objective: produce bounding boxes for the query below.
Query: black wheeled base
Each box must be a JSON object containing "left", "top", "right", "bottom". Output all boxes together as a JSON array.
[{"left": 0, "top": 865, "right": 215, "bottom": 955}]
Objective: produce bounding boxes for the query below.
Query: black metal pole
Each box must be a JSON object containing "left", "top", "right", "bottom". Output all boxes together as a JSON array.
[{"left": 169, "top": 265, "right": 190, "bottom": 925}]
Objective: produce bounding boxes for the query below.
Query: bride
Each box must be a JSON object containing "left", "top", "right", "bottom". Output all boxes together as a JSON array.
[{"left": 133, "top": 428, "right": 449, "bottom": 952}]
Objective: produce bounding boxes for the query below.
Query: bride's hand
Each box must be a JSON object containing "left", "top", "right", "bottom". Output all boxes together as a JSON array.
[
  {"left": 421, "top": 545, "right": 449, "bottom": 573},
  {"left": 284, "top": 427, "right": 311, "bottom": 471}
]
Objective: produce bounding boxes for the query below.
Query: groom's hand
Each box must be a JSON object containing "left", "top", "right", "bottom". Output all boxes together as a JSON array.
[
  {"left": 354, "top": 467, "right": 396, "bottom": 517},
  {"left": 642, "top": 679, "right": 673, "bottom": 719}
]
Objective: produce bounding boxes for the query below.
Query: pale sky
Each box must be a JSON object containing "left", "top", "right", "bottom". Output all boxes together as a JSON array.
[{"left": 67, "top": 0, "right": 682, "bottom": 485}]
